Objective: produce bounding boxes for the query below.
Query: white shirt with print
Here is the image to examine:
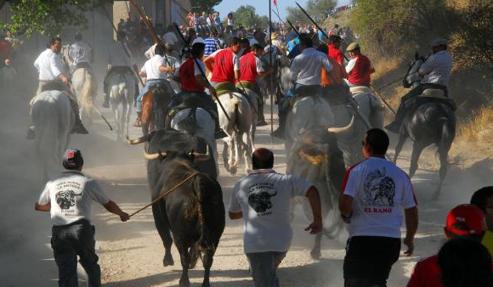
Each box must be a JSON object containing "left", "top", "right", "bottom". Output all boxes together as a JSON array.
[
  {"left": 343, "top": 157, "right": 417, "bottom": 238},
  {"left": 229, "top": 169, "right": 312, "bottom": 253},
  {"left": 38, "top": 171, "right": 110, "bottom": 226}
]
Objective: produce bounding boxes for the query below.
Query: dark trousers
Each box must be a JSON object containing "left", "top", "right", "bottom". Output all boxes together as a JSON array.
[
  {"left": 51, "top": 219, "right": 101, "bottom": 287},
  {"left": 394, "top": 83, "right": 448, "bottom": 123},
  {"left": 246, "top": 252, "right": 286, "bottom": 287},
  {"left": 343, "top": 236, "right": 401, "bottom": 287}
]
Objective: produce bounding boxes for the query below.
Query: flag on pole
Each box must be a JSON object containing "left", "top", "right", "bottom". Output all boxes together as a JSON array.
[{"left": 273, "top": 0, "right": 278, "bottom": 6}]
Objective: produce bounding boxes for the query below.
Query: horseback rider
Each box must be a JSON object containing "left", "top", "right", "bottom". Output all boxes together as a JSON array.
[
  {"left": 345, "top": 42, "right": 375, "bottom": 87},
  {"left": 386, "top": 38, "right": 453, "bottom": 133},
  {"left": 134, "top": 43, "right": 176, "bottom": 127},
  {"left": 102, "top": 31, "right": 138, "bottom": 108},
  {"left": 237, "top": 41, "right": 271, "bottom": 126},
  {"left": 327, "top": 35, "right": 345, "bottom": 66},
  {"left": 67, "top": 32, "right": 93, "bottom": 72},
  {"left": 204, "top": 37, "right": 241, "bottom": 95},
  {"left": 171, "top": 37, "right": 227, "bottom": 139},
  {"left": 28, "top": 37, "right": 88, "bottom": 139},
  {"left": 272, "top": 33, "right": 332, "bottom": 139}
]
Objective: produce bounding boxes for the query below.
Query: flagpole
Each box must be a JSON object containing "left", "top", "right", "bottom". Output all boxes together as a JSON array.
[{"left": 269, "top": 0, "right": 274, "bottom": 140}]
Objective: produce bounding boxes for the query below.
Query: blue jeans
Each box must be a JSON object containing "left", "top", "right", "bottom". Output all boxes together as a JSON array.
[
  {"left": 246, "top": 251, "right": 286, "bottom": 287},
  {"left": 136, "top": 79, "right": 166, "bottom": 112}
]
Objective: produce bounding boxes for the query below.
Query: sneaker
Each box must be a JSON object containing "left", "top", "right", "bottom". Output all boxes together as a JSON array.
[
  {"left": 257, "top": 120, "right": 268, "bottom": 126},
  {"left": 271, "top": 128, "right": 285, "bottom": 139},
  {"left": 215, "top": 129, "right": 228, "bottom": 139},
  {"left": 26, "top": 126, "right": 35, "bottom": 140}
]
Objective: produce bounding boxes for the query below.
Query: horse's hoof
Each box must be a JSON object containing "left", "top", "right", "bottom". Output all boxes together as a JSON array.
[
  {"left": 310, "top": 249, "right": 321, "bottom": 260},
  {"left": 163, "top": 255, "right": 174, "bottom": 267},
  {"left": 230, "top": 166, "right": 237, "bottom": 175},
  {"left": 179, "top": 278, "right": 191, "bottom": 287}
]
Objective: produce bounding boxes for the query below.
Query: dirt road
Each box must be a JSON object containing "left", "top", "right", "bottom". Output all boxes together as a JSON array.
[{"left": 2, "top": 89, "right": 492, "bottom": 286}]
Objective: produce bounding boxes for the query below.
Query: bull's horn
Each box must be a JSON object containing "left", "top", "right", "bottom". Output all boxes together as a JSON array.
[
  {"left": 144, "top": 150, "right": 166, "bottom": 160},
  {"left": 127, "top": 135, "right": 148, "bottom": 145},
  {"left": 192, "top": 145, "right": 211, "bottom": 161},
  {"left": 328, "top": 116, "right": 355, "bottom": 135}
]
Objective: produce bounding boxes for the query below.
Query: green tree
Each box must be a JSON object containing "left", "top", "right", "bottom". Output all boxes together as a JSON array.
[
  {"left": 287, "top": 0, "right": 336, "bottom": 26},
  {"left": 190, "top": 0, "right": 222, "bottom": 13},
  {"left": 233, "top": 5, "right": 265, "bottom": 29},
  {"left": 0, "top": 0, "right": 100, "bottom": 37}
]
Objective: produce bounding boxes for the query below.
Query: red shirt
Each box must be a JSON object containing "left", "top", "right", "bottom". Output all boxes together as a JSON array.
[
  {"left": 347, "top": 54, "right": 373, "bottom": 87},
  {"left": 407, "top": 255, "right": 443, "bottom": 287},
  {"left": 327, "top": 43, "right": 344, "bottom": 66},
  {"left": 0, "top": 39, "right": 12, "bottom": 61},
  {"left": 239, "top": 51, "right": 258, "bottom": 83},
  {"left": 179, "top": 58, "right": 205, "bottom": 93},
  {"left": 211, "top": 48, "right": 235, "bottom": 84}
]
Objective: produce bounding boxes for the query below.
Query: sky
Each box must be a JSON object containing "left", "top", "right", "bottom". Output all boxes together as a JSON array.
[{"left": 215, "top": 0, "right": 352, "bottom": 19}]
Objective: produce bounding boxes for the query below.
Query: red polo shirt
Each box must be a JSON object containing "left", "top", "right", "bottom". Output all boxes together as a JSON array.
[
  {"left": 239, "top": 51, "right": 258, "bottom": 83},
  {"left": 211, "top": 48, "right": 236, "bottom": 83},
  {"left": 347, "top": 54, "right": 373, "bottom": 87},
  {"left": 179, "top": 58, "right": 205, "bottom": 93},
  {"left": 407, "top": 255, "right": 442, "bottom": 287},
  {"left": 327, "top": 43, "right": 344, "bottom": 66}
]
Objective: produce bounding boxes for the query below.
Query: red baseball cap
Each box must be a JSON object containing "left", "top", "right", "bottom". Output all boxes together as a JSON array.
[{"left": 445, "top": 204, "right": 486, "bottom": 237}]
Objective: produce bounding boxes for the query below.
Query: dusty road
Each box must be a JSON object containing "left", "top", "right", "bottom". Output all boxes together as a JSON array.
[{"left": 1, "top": 85, "right": 492, "bottom": 287}]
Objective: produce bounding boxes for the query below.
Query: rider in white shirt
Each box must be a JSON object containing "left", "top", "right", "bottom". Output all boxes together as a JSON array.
[
  {"left": 29, "top": 37, "right": 88, "bottom": 138},
  {"left": 68, "top": 32, "right": 93, "bottom": 71},
  {"left": 386, "top": 38, "right": 453, "bottom": 133}
]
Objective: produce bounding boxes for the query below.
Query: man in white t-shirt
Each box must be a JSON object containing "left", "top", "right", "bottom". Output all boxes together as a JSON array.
[
  {"left": 229, "top": 148, "right": 322, "bottom": 287},
  {"left": 339, "top": 128, "right": 419, "bottom": 287},
  {"left": 35, "top": 148, "right": 129, "bottom": 287}
]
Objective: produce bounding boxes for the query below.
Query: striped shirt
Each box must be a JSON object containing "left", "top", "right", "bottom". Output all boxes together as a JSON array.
[{"left": 204, "top": 37, "right": 219, "bottom": 56}]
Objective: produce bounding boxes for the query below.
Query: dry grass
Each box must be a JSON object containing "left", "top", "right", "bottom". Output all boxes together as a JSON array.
[{"left": 456, "top": 106, "right": 493, "bottom": 142}]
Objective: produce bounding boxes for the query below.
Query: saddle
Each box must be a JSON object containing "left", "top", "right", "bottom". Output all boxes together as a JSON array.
[
  {"left": 417, "top": 88, "right": 457, "bottom": 111},
  {"left": 349, "top": 85, "right": 372, "bottom": 95}
]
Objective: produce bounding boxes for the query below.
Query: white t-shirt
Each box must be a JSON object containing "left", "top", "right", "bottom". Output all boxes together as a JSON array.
[
  {"left": 290, "top": 47, "right": 332, "bottom": 86},
  {"left": 229, "top": 169, "right": 312, "bottom": 253},
  {"left": 343, "top": 157, "right": 417, "bottom": 238},
  {"left": 141, "top": 54, "right": 166, "bottom": 80},
  {"left": 33, "top": 49, "right": 65, "bottom": 81},
  {"left": 38, "top": 171, "right": 110, "bottom": 226}
]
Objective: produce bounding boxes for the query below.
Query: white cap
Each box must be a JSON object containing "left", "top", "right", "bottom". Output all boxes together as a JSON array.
[
  {"left": 192, "top": 37, "right": 205, "bottom": 45},
  {"left": 249, "top": 38, "right": 259, "bottom": 47}
]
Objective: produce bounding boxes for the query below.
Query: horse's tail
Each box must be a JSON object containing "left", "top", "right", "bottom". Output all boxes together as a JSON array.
[
  {"left": 439, "top": 115, "right": 456, "bottom": 154},
  {"left": 79, "top": 69, "right": 96, "bottom": 116}
]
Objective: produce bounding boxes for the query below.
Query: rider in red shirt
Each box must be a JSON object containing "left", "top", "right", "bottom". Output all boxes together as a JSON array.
[
  {"left": 327, "top": 35, "right": 345, "bottom": 66},
  {"left": 345, "top": 42, "right": 375, "bottom": 87},
  {"left": 174, "top": 38, "right": 226, "bottom": 138},
  {"left": 204, "top": 37, "right": 241, "bottom": 94},
  {"left": 0, "top": 37, "right": 12, "bottom": 67}
]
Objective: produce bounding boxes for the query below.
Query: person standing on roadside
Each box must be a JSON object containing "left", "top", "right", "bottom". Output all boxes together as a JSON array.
[
  {"left": 340, "top": 128, "right": 419, "bottom": 287},
  {"left": 229, "top": 148, "right": 322, "bottom": 287},
  {"left": 35, "top": 149, "right": 130, "bottom": 287}
]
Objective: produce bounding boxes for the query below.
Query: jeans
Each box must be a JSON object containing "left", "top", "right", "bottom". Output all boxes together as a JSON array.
[
  {"left": 51, "top": 219, "right": 101, "bottom": 287},
  {"left": 246, "top": 251, "right": 286, "bottom": 287},
  {"left": 136, "top": 79, "right": 166, "bottom": 112}
]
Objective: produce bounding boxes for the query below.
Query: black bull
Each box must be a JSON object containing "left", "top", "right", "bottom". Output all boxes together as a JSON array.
[{"left": 143, "top": 129, "right": 225, "bottom": 287}]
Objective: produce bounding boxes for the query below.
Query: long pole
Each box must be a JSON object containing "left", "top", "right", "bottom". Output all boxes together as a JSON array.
[{"left": 269, "top": 0, "right": 274, "bottom": 137}]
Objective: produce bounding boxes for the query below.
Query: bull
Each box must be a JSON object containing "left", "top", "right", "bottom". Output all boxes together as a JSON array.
[
  {"left": 287, "top": 124, "right": 348, "bottom": 259},
  {"left": 129, "top": 129, "right": 225, "bottom": 287},
  {"left": 248, "top": 191, "right": 278, "bottom": 213}
]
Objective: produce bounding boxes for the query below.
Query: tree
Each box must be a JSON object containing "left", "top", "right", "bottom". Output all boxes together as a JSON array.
[
  {"left": 286, "top": 0, "right": 336, "bottom": 27},
  {"left": 0, "top": 0, "right": 100, "bottom": 37},
  {"left": 190, "top": 0, "right": 222, "bottom": 13},
  {"left": 233, "top": 5, "right": 266, "bottom": 29}
]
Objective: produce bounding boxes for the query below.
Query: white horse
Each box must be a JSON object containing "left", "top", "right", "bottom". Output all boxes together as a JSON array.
[
  {"left": 216, "top": 92, "right": 255, "bottom": 175},
  {"left": 108, "top": 72, "right": 136, "bottom": 141},
  {"left": 170, "top": 107, "right": 218, "bottom": 178},
  {"left": 31, "top": 91, "right": 75, "bottom": 179}
]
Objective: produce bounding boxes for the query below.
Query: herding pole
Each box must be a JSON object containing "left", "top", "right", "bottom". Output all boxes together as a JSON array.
[{"left": 269, "top": 0, "right": 274, "bottom": 138}]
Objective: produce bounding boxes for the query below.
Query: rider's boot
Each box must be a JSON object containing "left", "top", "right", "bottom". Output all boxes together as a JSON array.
[
  {"left": 26, "top": 125, "right": 35, "bottom": 140},
  {"left": 385, "top": 100, "right": 408, "bottom": 133},
  {"left": 213, "top": 114, "right": 227, "bottom": 139},
  {"left": 102, "top": 93, "right": 110, "bottom": 108},
  {"left": 134, "top": 112, "right": 142, "bottom": 127},
  {"left": 68, "top": 99, "right": 88, "bottom": 134}
]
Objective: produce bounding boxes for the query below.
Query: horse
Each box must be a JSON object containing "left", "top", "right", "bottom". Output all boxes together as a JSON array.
[
  {"left": 108, "top": 72, "right": 136, "bottom": 141},
  {"left": 141, "top": 81, "right": 175, "bottom": 136},
  {"left": 392, "top": 54, "right": 456, "bottom": 198},
  {"left": 31, "top": 91, "right": 75, "bottom": 179},
  {"left": 216, "top": 92, "right": 255, "bottom": 175},
  {"left": 62, "top": 45, "right": 97, "bottom": 127}
]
